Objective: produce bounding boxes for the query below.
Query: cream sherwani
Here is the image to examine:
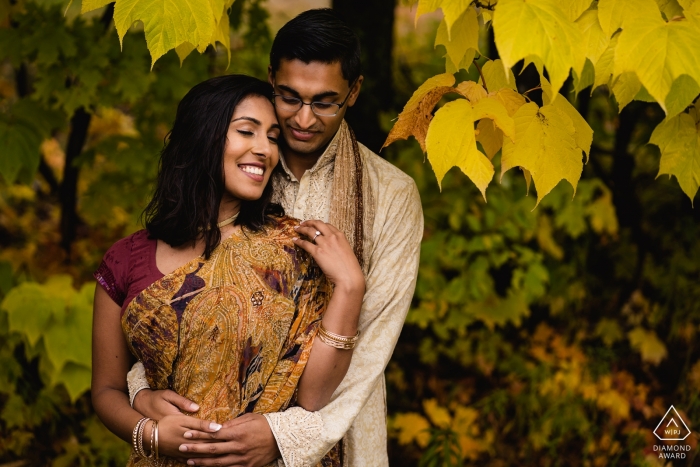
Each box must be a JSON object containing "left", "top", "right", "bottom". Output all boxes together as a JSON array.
[{"left": 264, "top": 128, "right": 423, "bottom": 467}]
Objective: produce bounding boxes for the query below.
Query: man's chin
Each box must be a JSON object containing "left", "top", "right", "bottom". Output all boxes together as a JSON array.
[{"left": 284, "top": 137, "right": 326, "bottom": 157}]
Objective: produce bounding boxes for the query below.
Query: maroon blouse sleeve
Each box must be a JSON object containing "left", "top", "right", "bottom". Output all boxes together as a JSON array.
[{"left": 94, "top": 234, "right": 135, "bottom": 307}]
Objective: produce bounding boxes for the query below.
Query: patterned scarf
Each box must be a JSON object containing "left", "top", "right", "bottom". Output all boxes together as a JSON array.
[{"left": 328, "top": 121, "right": 375, "bottom": 275}]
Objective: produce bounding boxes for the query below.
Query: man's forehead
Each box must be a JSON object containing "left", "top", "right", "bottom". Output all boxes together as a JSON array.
[{"left": 273, "top": 59, "right": 347, "bottom": 95}]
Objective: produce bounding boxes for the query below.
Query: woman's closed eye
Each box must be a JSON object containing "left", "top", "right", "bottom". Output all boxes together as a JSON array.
[
  {"left": 268, "top": 135, "right": 279, "bottom": 144},
  {"left": 237, "top": 129, "right": 254, "bottom": 137}
]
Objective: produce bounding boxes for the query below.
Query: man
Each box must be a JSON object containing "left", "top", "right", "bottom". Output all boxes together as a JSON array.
[{"left": 129, "top": 9, "right": 423, "bottom": 466}]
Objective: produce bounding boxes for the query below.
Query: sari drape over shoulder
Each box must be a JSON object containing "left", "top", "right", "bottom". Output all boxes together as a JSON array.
[{"left": 120, "top": 217, "right": 337, "bottom": 467}]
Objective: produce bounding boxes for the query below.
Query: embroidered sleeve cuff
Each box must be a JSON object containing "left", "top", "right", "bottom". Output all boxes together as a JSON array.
[
  {"left": 127, "top": 361, "right": 150, "bottom": 407},
  {"left": 263, "top": 407, "right": 325, "bottom": 467}
]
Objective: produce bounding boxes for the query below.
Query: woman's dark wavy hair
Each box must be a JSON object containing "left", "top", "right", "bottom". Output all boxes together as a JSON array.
[{"left": 143, "top": 74, "right": 284, "bottom": 259}]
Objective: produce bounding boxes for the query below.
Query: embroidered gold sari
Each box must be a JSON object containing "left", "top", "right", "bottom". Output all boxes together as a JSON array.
[{"left": 121, "top": 217, "right": 339, "bottom": 466}]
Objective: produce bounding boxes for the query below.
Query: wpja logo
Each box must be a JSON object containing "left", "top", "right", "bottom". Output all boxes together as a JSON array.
[{"left": 652, "top": 405, "right": 692, "bottom": 460}]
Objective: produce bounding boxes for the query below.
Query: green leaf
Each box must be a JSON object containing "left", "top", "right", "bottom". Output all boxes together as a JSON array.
[
  {"left": 494, "top": 0, "right": 585, "bottom": 97},
  {"left": 53, "top": 362, "right": 92, "bottom": 402},
  {"left": 562, "top": 0, "right": 594, "bottom": 22},
  {"left": 426, "top": 99, "right": 495, "bottom": 199},
  {"left": 593, "top": 34, "right": 618, "bottom": 89},
  {"left": 1, "top": 283, "right": 60, "bottom": 346},
  {"left": 649, "top": 105, "right": 700, "bottom": 203}
]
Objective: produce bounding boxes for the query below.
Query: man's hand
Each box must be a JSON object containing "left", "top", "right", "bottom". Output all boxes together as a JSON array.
[
  {"left": 133, "top": 388, "right": 201, "bottom": 419},
  {"left": 179, "top": 413, "right": 281, "bottom": 467}
]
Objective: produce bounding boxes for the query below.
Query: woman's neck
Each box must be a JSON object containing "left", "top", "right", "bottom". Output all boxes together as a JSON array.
[{"left": 218, "top": 198, "right": 241, "bottom": 222}]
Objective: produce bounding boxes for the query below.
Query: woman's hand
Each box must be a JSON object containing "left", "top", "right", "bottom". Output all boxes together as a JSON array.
[
  {"left": 293, "top": 220, "right": 365, "bottom": 295},
  {"left": 156, "top": 414, "right": 224, "bottom": 460},
  {"left": 134, "top": 388, "right": 201, "bottom": 419}
]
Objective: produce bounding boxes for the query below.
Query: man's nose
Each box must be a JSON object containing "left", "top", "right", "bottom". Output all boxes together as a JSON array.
[{"left": 294, "top": 103, "right": 318, "bottom": 129}]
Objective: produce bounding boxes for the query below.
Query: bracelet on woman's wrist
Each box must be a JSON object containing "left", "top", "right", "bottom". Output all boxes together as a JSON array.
[{"left": 317, "top": 324, "right": 360, "bottom": 349}]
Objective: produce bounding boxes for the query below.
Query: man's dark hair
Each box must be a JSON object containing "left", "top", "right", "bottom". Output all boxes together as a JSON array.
[
  {"left": 143, "top": 75, "right": 283, "bottom": 259},
  {"left": 270, "top": 8, "right": 361, "bottom": 84}
]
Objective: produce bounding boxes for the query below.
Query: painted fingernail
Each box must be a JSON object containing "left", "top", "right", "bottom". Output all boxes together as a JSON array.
[
  {"left": 292, "top": 237, "right": 298, "bottom": 241},
  {"left": 187, "top": 461, "right": 195, "bottom": 466},
  {"left": 179, "top": 445, "right": 188, "bottom": 452},
  {"left": 190, "top": 403, "right": 200, "bottom": 411},
  {"left": 210, "top": 422, "right": 222, "bottom": 431},
  {"left": 294, "top": 225, "right": 299, "bottom": 230},
  {"left": 184, "top": 431, "right": 192, "bottom": 439}
]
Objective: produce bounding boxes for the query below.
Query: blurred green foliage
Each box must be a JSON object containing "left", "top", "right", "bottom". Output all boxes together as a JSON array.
[{"left": 1, "top": 1, "right": 700, "bottom": 466}]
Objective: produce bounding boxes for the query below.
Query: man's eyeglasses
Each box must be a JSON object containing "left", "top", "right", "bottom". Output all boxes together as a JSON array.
[{"left": 272, "top": 80, "right": 357, "bottom": 117}]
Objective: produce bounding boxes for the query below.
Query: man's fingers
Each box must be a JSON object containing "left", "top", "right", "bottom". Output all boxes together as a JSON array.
[
  {"left": 183, "top": 429, "right": 230, "bottom": 440},
  {"left": 185, "top": 454, "right": 245, "bottom": 466},
  {"left": 163, "top": 390, "right": 200, "bottom": 412},
  {"left": 182, "top": 417, "right": 223, "bottom": 433},
  {"left": 179, "top": 441, "right": 241, "bottom": 455}
]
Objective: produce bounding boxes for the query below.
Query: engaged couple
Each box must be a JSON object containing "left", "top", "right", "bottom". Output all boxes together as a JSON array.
[{"left": 92, "top": 9, "right": 423, "bottom": 467}]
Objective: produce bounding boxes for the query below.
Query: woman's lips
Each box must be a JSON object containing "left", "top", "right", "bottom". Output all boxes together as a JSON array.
[
  {"left": 239, "top": 165, "right": 264, "bottom": 182},
  {"left": 290, "top": 127, "right": 316, "bottom": 142}
]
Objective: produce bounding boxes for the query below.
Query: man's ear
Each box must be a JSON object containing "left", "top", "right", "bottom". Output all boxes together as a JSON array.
[
  {"left": 346, "top": 75, "right": 363, "bottom": 108},
  {"left": 267, "top": 65, "right": 274, "bottom": 85}
]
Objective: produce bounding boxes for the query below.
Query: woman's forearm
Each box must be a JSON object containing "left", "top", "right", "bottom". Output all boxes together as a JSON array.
[
  {"left": 92, "top": 386, "right": 149, "bottom": 443},
  {"left": 296, "top": 284, "right": 363, "bottom": 411}
]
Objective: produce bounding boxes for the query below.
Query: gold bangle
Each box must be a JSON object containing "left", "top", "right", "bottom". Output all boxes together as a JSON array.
[
  {"left": 132, "top": 417, "right": 147, "bottom": 455},
  {"left": 149, "top": 419, "right": 156, "bottom": 458},
  {"left": 154, "top": 420, "right": 159, "bottom": 459},
  {"left": 137, "top": 418, "right": 151, "bottom": 458},
  {"left": 317, "top": 324, "right": 360, "bottom": 349}
]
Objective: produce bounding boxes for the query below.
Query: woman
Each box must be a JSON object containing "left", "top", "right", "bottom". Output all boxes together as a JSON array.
[{"left": 91, "top": 75, "right": 364, "bottom": 466}]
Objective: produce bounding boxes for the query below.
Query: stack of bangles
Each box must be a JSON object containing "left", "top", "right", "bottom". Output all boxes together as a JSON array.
[
  {"left": 317, "top": 324, "right": 360, "bottom": 350},
  {"left": 132, "top": 417, "right": 160, "bottom": 463}
]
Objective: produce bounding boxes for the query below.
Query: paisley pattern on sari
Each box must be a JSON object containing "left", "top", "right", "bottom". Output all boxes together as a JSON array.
[{"left": 120, "top": 217, "right": 339, "bottom": 467}]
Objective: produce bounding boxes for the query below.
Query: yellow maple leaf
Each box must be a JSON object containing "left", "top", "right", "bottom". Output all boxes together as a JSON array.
[
  {"left": 476, "top": 119, "right": 503, "bottom": 160},
  {"left": 423, "top": 399, "right": 452, "bottom": 429},
  {"left": 426, "top": 99, "right": 495, "bottom": 199},
  {"left": 113, "top": 0, "right": 221, "bottom": 65},
  {"left": 656, "top": 0, "right": 685, "bottom": 18},
  {"left": 472, "top": 98, "right": 515, "bottom": 139},
  {"left": 597, "top": 0, "right": 661, "bottom": 37},
  {"left": 562, "top": 0, "right": 595, "bottom": 21},
  {"left": 383, "top": 74, "right": 456, "bottom": 151},
  {"left": 576, "top": 9, "right": 610, "bottom": 66},
  {"left": 593, "top": 34, "right": 618, "bottom": 89},
  {"left": 628, "top": 327, "right": 668, "bottom": 365},
  {"left": 479, "top": 59, "right": 517, "bottom": 92},
  {"left": 493, "top": 0, "right": 585, "bottom": 97},
  {"left": 501, "top": 103, "right": 583, "bottom": 206},
  {"left": 649, "top": 104, "right": 700, "bottom": 203},
  {"left": 611, "top": 72, "right": 643, "bottom": 110},
  {"left": 541, "top": 77, "right": 593, "bottom": 161},
  {"left": 493, "top": 88, "right": 527, "bottom": 116},
  {"left": 614, "top": 9, "right": 700, "bottom": 115},
  {"left": 435, "top": 5, "right": 479, "bottom": 69},
  {"left": 391, "top": 412, "right": 431, "bottom": 448},
  {"left": 456, "top": 81, "right": 488, "bottom": 103}
]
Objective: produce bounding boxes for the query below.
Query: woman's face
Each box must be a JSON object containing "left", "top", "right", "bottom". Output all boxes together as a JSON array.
[{"left": 222, "top": 95, "right": 281, "bottom": 205}]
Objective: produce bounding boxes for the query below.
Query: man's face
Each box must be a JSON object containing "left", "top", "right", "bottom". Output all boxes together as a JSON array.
[{"left": 269, "top": 59, "right": 362, "bottom": 157}]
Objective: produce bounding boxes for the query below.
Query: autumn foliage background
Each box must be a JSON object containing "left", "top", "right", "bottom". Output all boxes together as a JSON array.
[{"left": 1, "top": 0, "right": 700, "bottom": 466}]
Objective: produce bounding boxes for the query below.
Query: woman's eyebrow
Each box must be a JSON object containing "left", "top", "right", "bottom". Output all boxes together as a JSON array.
[
  {"left": 270, "top": 123, "right": 281, "bottom": 131},
  {"left": 232, "top": 116, "right": 261, "bottom": 125}
]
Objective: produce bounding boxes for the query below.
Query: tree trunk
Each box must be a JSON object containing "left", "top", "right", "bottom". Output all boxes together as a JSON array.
[
  {"left": 59, "top": 108, "right": 91, "bottom": 254},
  {"left": 333, "top": 0, "right": 396, "bottom": 154}
]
